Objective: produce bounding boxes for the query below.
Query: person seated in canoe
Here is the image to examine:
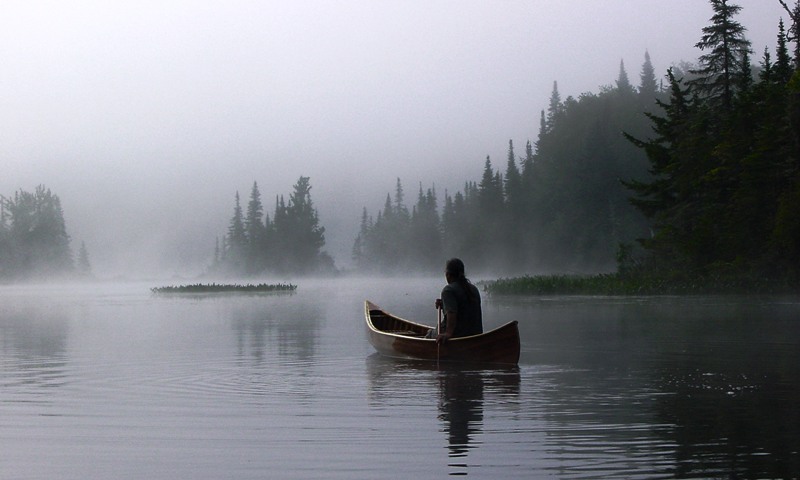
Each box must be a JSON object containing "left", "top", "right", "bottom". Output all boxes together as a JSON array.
[{"left": 434, "top": 258, "right": 483, "bottom": 344}]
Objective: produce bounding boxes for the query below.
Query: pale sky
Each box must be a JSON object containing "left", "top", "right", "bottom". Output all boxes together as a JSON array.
[{"left": 0, "top": 0, "right": 791, "bottom": 277}]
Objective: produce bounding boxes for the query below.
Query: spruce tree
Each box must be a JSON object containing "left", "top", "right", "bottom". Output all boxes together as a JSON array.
[
  {"left": 244, "top": 181, "right": 266, "bottom": 272},
  {"left": 245, "top": 182, "right": 265, "bottom": 248},
  {"left": 504, "top": 140, "right": 522, "bottom": 212},
  {"left": 624, "top": 69, "right": 697, "bottom": 266},
  {"left": 616, "top": 59, "right": 635, "bottom": 94},
  {"left": 284, "top": 176, "right": 326, "bottom": 273},
  {"left": 690, "top": 0, "right": 752, "bottom": 111},
  {"left": 545, "top": 81, "right": 563, "bottom": 133},
  {"left": 775, "top": 18, "right": 793, "bottom": 83},
  {"left": 225, "top": 191, "right": 247, "bottom": 270},
  {"left": 639, "top": 51, "right": 659, "bottom": 99},
  {"left": 77, "top": 241, "right": 92, "bottom": 278}
]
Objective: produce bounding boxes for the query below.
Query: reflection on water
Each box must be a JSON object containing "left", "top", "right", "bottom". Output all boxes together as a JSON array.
[
  {"left": 366, "top": 355, "right": 521, "bottom": 476},
  {"left": 438, "top": 369, "right": 485, "bottom": 462},
  {"left": 499, "top": 294, "right": 800, "bottom": 479},
  {"left": 0, "top": 282, "right": 798, "bottom": 479},
  {"left": 230, "top": 300, "right": 322, "bottom": 364},
  {"left": 0, "top": 301, "right": 69, "bottom": 401}
]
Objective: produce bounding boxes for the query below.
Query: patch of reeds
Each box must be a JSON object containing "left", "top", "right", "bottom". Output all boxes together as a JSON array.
[
  {"left": 151, "top": 283, "right": 297, "bottom": 294},
  {"left": 483, "top": 273, "right": 798, "bottom": 296}
]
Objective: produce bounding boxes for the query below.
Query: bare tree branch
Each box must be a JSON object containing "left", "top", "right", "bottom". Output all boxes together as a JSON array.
[{"left": 778, "top": 0, "right": 799, "bottom": 41}]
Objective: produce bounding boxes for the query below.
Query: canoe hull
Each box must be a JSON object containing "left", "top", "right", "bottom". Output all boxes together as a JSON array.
[{"left": 365, "top": 300, "right": 520, "bottom": 365}]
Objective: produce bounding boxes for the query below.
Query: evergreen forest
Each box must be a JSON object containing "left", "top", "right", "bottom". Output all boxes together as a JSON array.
[
  {"left": 0, "top": 185, "right": 91, "bottom": 281},
  {"left": 209, "top": 176, "right": 334, "bottom": 276},
  {"left": 353, "top": 0, "right": 800, "bottom": 289}
]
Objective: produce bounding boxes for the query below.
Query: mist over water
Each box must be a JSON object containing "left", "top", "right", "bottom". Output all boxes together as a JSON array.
[
  {"left": 1, "top": 1, "right": 788, "bottom": 279},
  {"left": 2, "top": 279, "right": 798, "bottom": 478}
]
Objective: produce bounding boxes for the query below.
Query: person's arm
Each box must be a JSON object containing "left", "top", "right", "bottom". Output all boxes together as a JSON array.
[{"left": 437, "top": 310, "right": 457, "bottom": 344}]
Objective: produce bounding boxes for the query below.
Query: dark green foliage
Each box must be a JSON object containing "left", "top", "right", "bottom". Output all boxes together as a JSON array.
[
  {"left": 689, "top": 0, "right": 752, "bottom": 111},
  {"left": 0, "top": 185, "right": 75, "bottom": 280},
  {"left": 151, "top": 283, "right": 297, "bottom": 294},
  {"left": 484, "top": 271, "right": 796, "bottom": 296},
  {"left": 623, "top": 0, "right": 800, "bottom": 287},
  {"left": 211, "top": 177, "right": 333, "bottom": 276}
]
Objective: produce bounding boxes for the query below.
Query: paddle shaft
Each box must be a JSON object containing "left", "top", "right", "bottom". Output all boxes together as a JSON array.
[{"left": 432, "top": 305, "right": 439, "bottom": 364}]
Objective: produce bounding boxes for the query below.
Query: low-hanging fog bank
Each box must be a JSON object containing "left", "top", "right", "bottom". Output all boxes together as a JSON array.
[{"left": 1, "top": 1, "right": 789, "bottom": 279}]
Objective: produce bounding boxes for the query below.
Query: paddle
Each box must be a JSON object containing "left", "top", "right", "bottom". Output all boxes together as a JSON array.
[{"left": 436, "top": 304, "right": 442, "bottom": 366}]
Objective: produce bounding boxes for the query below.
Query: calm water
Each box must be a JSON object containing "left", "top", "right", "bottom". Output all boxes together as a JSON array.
[{"left": 1, "top": 278, "right": 799, "bottom": 479}]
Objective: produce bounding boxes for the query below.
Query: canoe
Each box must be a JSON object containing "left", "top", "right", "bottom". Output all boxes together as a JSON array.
[{"left": 364, "top": 300, "right": 520, "bottom": 365}]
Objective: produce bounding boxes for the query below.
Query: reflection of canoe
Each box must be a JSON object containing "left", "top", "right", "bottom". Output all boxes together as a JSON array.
[{"left": 365, "top": 301, "right": 520, "bottom": 365}]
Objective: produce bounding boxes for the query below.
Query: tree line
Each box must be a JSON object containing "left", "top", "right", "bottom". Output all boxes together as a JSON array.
[
  {"left": 623, "top": 0, "right": 800, "bottom": 286},
  {"left": 209, "top": 176, "right": 334, "bottom": 276},
  {"left": 353, "top": 0, "right": 800, "bottom": 287},
  {"left": 353, "top": 54, "right": 660, "bottom": 274},
  {"left": 0, "top": 185, "right": 91, "bottom": 281}
]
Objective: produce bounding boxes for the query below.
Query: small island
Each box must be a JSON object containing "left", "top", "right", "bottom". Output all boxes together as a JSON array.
[{"left": 151, "top": 283, "right": 297, "bottom": 294}]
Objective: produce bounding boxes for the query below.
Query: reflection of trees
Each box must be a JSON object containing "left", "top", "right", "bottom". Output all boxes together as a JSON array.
[
  {"left": 230, "top": 300, "right": 322, "bottom": 364},
  {"left": 652, "top": 326, "right": 800, "bottom": 479},
  {"left": 0, "top": 303, "right": 69, "bottom": 395},
  {"left": 506, "top": 297, "right": 800, "bottom": 479}
]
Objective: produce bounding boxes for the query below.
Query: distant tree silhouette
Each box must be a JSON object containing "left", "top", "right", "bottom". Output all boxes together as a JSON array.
[
  {"left": 616, "top": 59, "right": 635, "bottom": 94},
  {"left": 213, "top": 177, "right": 333, "bottom": 276},
  {"left": 77, "top": 241, "right": 92, "bottom": 278},
  {"left": 639, "top": 50, "right": 659, "bottom": 99},
  {"left": 0, "top": 185, "right": 74, "bottom": 279}
]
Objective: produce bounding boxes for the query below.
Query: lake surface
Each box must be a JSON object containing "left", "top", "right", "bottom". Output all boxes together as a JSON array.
[{"left": 2, "top": 278, "right": 799, "bottom": 479}]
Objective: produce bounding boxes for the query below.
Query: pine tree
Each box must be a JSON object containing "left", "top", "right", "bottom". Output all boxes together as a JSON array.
[
  {"left": 624, "top": 69, "right": 699, "bottom": 265},
  {"left": 738, "top": 48, "right": 754, "bottom": 94},
  {"left": 245, "top": 181, "right": 265, "bottom": 248},
  {"left": 478, "top": 156, "right": 504, "bottom": 216},
  {"left": 283, "top": 176, "right": 326, "bottom": 273},
  {"left": 351, "top": 207, "right": 371, "bottom": 268},
  {"left": 690, "top": 0, "right": 752, "bottom": 110},
  {"left": 408, "top": 183, "right": 441, "bottom": 270},
  {"left": 77, "top": 241, "right": 92, "bottom": 278},
  {"left": 244, "top": 181, "right": 266, "bottom": 272},
  {"left": 545, "top": 81, "right": 564, "bottom": 133},
  {"left": 760, "top": 47, "right": 774, "bottom": 83},
  {"left": 225, "top": 191, "right": 247, "bottom": 270},
  {"left": 394, "top": 178, "right": 408, "bottom": 220},
  {"left": 616, "top": 59, "right": 635, "bottom": 94},
  {"left": 639, "top": 51, "right": 659, "bottom": 98},
  {"left": 0, "top": 200, "right": 8, "bottom": 277},
  {"left": 504, "top": 139, "right": 522, "bottom": 210},
  {"left": 775, "top": 18, "right": 793, "bottom": 83}
]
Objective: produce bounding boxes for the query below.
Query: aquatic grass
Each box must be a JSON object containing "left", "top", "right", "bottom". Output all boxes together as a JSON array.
[
  {"left": 151, "top": 283, "right": 297, "bottom": 294},
  {"left": 483, "top": 273, "right": 799, "bottom": 296}
]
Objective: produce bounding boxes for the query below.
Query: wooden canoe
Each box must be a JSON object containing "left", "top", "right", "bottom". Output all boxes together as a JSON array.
[{"left": 365, "top": 300, "right": 520, "bottom": 365}]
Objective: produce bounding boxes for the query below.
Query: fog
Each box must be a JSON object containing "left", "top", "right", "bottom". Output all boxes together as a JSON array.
[{"left": 0, "top": 1, "right": 789, "bottom": 278}]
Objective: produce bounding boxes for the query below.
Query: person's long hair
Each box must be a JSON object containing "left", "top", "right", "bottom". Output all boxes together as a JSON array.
[{"left": 446, "top": 258, "right": 476, "bottom": 303}]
